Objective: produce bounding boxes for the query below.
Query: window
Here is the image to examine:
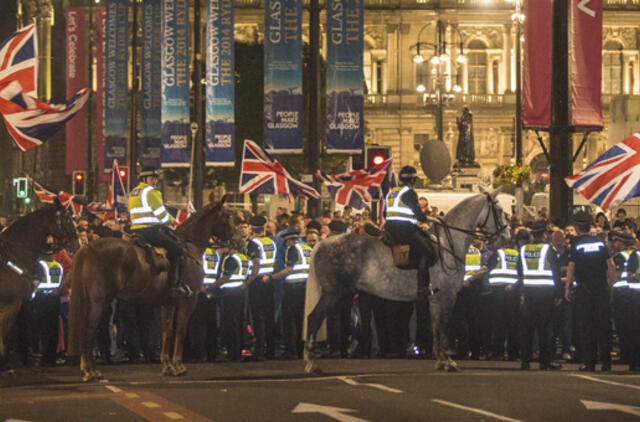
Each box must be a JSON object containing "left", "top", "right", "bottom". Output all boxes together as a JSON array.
[
  {"left": 603, "top": 41, "right": 623, "bottom": 95},
  {"left": 467, "top": 39, "right": 487, "bottom": 94}
]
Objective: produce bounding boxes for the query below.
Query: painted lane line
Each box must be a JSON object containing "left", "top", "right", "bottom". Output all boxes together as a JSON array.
[
  {"left": 163, "top": 412, "right": 184, "bottom": 420},
  {"left": 572, "top": 374, "right": 640, "bottom": 391},
  {"left": 582, "top": 400, "right": 640, "bottom": 417},
  {"left": 125, "top": 393, "right": 140, "bottom": 398},
  {"left": 432, "top": 399, "right": 524, "bottom": 422},
  {"left": 105, "top": 385, "right": 123, "bottom": 393},
  {"left": 142, "top": 402, "right": 161, "bottom": 408},
  {"left": 292, "top": 402, "right": 370, "bottom": 422},
  {"left": 337, "top": 376, "right": 403, "bottom": 394}
]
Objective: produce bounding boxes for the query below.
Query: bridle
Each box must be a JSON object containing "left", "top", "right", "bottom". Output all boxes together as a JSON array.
[{"left": 47, "top": 210, "right": 77, "bottom": 253}]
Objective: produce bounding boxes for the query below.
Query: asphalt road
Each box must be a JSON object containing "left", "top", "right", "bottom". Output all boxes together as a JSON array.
[{"left": 1, "top": 360, "right": 639, "bottom": 422}]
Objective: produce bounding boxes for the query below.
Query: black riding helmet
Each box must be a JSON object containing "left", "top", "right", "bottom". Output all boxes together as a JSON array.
[
  {"left": 139, "top": 166, "right": 159, "bottom": 181},
  {"left": 399, "top": 165, "right": 418, "bottom": 185}
]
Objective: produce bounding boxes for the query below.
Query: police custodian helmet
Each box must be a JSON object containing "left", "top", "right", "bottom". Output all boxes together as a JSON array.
[
  {"left": 139, "top": 166, "right": 160, "bottom": 180},
  {"left": 399, "top": 165, "right": 418, "bottom": 182}
]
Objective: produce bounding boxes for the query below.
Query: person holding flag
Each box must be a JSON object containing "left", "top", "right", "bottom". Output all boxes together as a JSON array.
[{"left": 128, "top": 167, "right": 191, "bottom": 298}]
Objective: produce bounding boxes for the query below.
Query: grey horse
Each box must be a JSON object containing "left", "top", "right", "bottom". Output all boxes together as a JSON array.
[{"left": 304, "top": 188, "right": 510, "bottom": 374}]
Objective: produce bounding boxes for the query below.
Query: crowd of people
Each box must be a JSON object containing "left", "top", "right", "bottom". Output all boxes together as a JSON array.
[{"left": 2, "top": 191, "right": 640, "bottom": 372}]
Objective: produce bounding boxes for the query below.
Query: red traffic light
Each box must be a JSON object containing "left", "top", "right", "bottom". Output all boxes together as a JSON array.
[
  {"left": 372, "top": 155, "right": 385, "bottom": 166},
  {"left": 74, "top": 172, "right": 84, "bottom": 182},
  {"left": 118, "top": 169, "right": 127, "bottom": 178}
]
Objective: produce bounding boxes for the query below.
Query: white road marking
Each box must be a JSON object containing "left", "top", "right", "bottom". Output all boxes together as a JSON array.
[
  {"left": 337, "top": 376, "right": 403, "bottom": 394},
  {"left": 292, "top": 402, "right": 369, "bottom": 422},
  {"left": 573, "top": 374, "right": 640, "bottom": 391},
  {"left": 105, "top": 385, "right": 123, "bottom": 393},
  {"left": 432, "top": 399, "right": 524, "bottom": 422},
  {"left": 142, "top": 401, "right": 160, "bottom": 408},
  {"left": 163, "top": 412, "right": 184, "bottom": 420},
  {"left": 582, "top": 400, "right": 640, "bottom": 417},
  {"left": 125, "top": 393, "right": 140, "bottom": 398}
]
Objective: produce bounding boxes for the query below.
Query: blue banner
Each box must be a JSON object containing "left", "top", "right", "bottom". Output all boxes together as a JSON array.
[
  {"left": 140, "top": 0, "right": 162, "bottom": 168},
  {"left": 205, "top": 0, "right": 235, "bottom": 166},
  {"left": 326, "top": 0, "right": 364, "bottom": 153},
  {"left": 161, "top": 0, "right": 190, "bottom": 167},
  {"left": 104, "top": 0, "right": 129, "bottom": 170},
  {"left": 263, "top": 0, "right": 303, "bottom": 153}
]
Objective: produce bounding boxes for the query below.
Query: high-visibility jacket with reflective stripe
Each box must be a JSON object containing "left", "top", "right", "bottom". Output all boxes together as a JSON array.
[
  {"left": 520, "top": 243, "right": 555, "bottom": 286},
  {"left": 36, "top": 260, "right": 63, "bottom": 291},
  {"left": 489, "top": 248, "right": 519, "bottom": 285},
  {"left": 220, "top": 253, "right": 250, "bottom": 288},
  {"left": 129, "top": 182, "right": 174, "bottom": 230},
  {"left": 384, "top": 186, "right": 418, "bottom": 225},
  {"left": 285, "top": 243, "right": 312, "bottom": 283},
  {"left": 627, "top": 250, "right": 640, "bottom": 290},
  {"left": 202, "top": 248, "right": 220, "bottom": 285},
  {"left": 464, "top": 246, "right": 483, "bottom": 281},
  {"left": 248, "top": 236, "right": 277, "bottom": 275}
]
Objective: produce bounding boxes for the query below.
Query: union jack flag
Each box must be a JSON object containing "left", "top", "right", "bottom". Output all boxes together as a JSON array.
[
  {"left": 105, "top": 160, "right": 128, "bottom": 218},
  {"left": 0, "top": 24, "right": 37, "bottom": 96},
  {"left": 30, "top": 178, "right": 85, "bottom": 216},
  {"left": 0, "top": 80, "right": 89, "bottom": 151},
  {"left": 566, "top": 133, "right": 640, "bottom": 211},
  {"left": 167, "top": 202, "right": 195, "bottom": 225},
  {"left": 316, "top": 159, "right": 394, "bottom": 210},
  {"left": 239, "top": 139, "right": 319, "bottom": 201}
]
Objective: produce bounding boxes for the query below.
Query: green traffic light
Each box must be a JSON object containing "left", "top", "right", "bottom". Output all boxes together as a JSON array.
[
  {"left": 24, "top": 197, "right": 31, "bottom": 204},
  {"left": 18, "top": 190, "right": 25, "bottom": 197}
]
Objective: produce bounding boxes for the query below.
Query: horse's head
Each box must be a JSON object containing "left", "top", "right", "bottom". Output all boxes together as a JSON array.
[
  {"left": 209, "top": 195, "right": 235, "bottom": 243},
  {"left": 477, "top": 187, "right": 510, "bottom": 242},
  {"left": 47, "top": 198, "right": 79, "bottom": 253}
]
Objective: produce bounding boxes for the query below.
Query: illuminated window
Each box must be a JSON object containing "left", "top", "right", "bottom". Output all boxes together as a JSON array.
[
  {"left": 467, "top": 39, "right": 487, "bottom": 94},
  {"left": 603, "top": 41, "right": 623, "bottom": 95}
]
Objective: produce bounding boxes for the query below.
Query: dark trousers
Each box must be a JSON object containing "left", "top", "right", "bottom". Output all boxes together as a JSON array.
[
  {"left": 415, "top": 295, "right": 432, "bottom": 357},
  {"left": 358, "top": 292, "right": 388, "bottom": 358},
  {"left": 222, "top": 287, "right": 245, "bottom": 361},
  {"left": 449, "top": 286, "right": 481, "bottom": 358},
  {"left": 628, "top": 290, "right": 640, "bottom": 370},
  {"left": 520, "top": 287, "right": 555, "bottom": 365},
  {"left": 490, "top": 285, "right": 520, "bottom": 359},
  {"left": 32, "top": 293, "right": 60, "bottom": 365},
  {"left": 612, "top": 287, "right": 632, "bottom": 362},
  {"left": 249, "top": 279, "right": 275, "bottom": 358},
  {"left": 116, "top": 300, "right": 156, "bottom": 362},
  {"left": 327, "top": 294, "right": 352, "bottom": 357},
  {"left": 282, "top": 283, "right": 306, "bottom": 359},
  {"left": 385, "top": 299, "right": 413, "bottom": 358},
  {"left": 96, "top": 300, "right": 114, "bottom": 361},
  {"left": 134, "top": 226, "right": 181, "bottom": 279},
  {"left": 187, "top": 292, "right": 218, "bottom": 362},
  {"left": 575, "top": 284, "right": 612, "bottom": 369}
]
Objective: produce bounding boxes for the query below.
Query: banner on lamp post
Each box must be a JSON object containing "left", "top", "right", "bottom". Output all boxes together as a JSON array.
[
  {"left": 570, "top": 0, "right": 603, "bottom": 129},
  {"left": 104, "top": 0, "right": 129, "bottom": 172},
  {"left": 326, "top": 0, "right": 364, "bottom": 154},
  {"left": 263, "top": 0, "right": 303, "bottom": 153},
  {"left": 95, "top": 7, "right": 108, "bottom": 182},
  {"left": 140, "top": 0, "right": 162, "bottom": 168},
  {"left": 65, "top": 8, "right": 87, "bottom": 174},
  {"left": 205, "top": 0, "right": 235, "bottom": 166},
  {"left": 161, "top": 0, "right": 191, "bottom": 167}
]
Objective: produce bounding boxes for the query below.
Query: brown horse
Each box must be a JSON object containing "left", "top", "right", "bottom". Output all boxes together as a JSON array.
[
  {"left": 0, "top": 199, "right": 78, "bottom": 370},
  {"left": 68, "top": 197, "right": 234, "bottom": 381}
]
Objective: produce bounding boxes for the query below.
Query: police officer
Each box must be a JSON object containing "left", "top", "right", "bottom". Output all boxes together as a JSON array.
[
  {"left": 128, "top": 167, "right": 190, "bottom": 297},
  {"left": 384, "top": 165, "right": 437, "bottom": 297},
  {"left": 609, "top": 230, "right": 634, "bottom": 366},
  {"left": 518, "top": 220, "right": 562, "bottom": 370},
  {"left": 246, "top": 216, "right": 277, "bottom": 360},
  {"left": 626, "top": 244, "right": 640, "bottom": 371},
  {"left": 565, "top": 212, "right": 614, "bottom": 372},
  {"left": 31, "top": 256, "right": 63, "bottom": 365},
  {"left": 325, "top": 220, "right": 352, "bottom": 358},
  {"left": 267, "top": 230, "right": 311, "bottom": 359},
  {"left": 487, "top": 238, "right": 520, "bottom": 360},
  {"left": 214, "top": 240, "right": 251, "bottom": 361}
]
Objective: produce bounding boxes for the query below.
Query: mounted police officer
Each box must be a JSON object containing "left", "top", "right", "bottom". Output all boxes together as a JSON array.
[
  {"left": 566, "top": 212, "right": 614, "bottom": 372},
  {"left": 384, "top": 165, "right": 437, "bottom": 297},
  {"left": 128, "top": 167, "right": 191, "bottom": 298}
]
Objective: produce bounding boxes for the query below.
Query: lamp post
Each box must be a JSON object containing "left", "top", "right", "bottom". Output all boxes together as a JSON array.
[{"left": 412, "top": 20, "right": 466, "bottom": 143}]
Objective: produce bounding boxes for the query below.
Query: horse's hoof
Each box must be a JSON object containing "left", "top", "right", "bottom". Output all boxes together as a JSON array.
[
  {"left": 445, "top": 361, "right": 459, "bottom": 372},
  {"left": 435, "top": 360, "right": 445, "bottom": 370},
  {"left": 305, "top": 361, "right": 323, "bottom": 376},
  {"left": 91, "top": 369, "right": 103, "bottom": 379},
  {"left": 162, "top": 364, "right": 175, "bottom": 376},
  {"left": 172, "top": 364, "right": 187, "bottom": 376},
  {"left": 82, "top": 372, "right": 94, "bottom": 382},
  {"left": 1, "top": 368, "right": 16, "bottom": 377}
]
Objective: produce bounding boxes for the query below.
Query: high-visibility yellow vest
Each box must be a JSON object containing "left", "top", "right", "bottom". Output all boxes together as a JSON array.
[
  {"left": 221, "top": 253, "right": 251, "bottom": 288},
  {"left": 624, "top": 250, "right": 640, "bottom": 290},
  {"left": 36, "top": 260, "right": 63, "bottom": 291},
  {"left": 464, "top": 245, "right": 483, "bottom": 281},
  {"left": 202, "top": 248, "right": 220, "bottom": 285},
  {"left": 128, "top": 182, "right": 173, "bottom": 230},
  {"left": 285, "top": 243, "right": 312, "bottom": 284},
  {"left": 520, "top": 243, "right": 554, "bottom": 286},
  {"left": 385, "top": 186, "right": 418, "bottom": 225},
  {"left": 248, "top": 236, "right": 277, "bottom": 275},
  {"left": 489, "top": 248, "right": 519, "bottom": 285}
]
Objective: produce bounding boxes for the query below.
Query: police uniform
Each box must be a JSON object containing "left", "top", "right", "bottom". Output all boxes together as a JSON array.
[
  {"left": 610, "top": 232, "right": 634, "bottom": 365},
  {"left": 281, "top": 232, "right": 311, "bottom": 359},
  {"left": 31, "top": 259, "right": 63, "bottom": 365},
  {"left": 326, "top": 220, "right": 352, "bottom": 358},
  {"left": 246, "top": 216, "right": 276, "bottom": 360},
  {"left": 627, "top": 249, "right": 640, "bottom": 371},
  {"left": 569, "top": 213, "right": 612, "bottom": 371},
  {"left": 488, "top": 246, "right": 520, "bottom": 360},
  {"left": 518, "top": 221, "right": 562, "bottom": 370},
  {"left": 219, "top": 251, "right": 250, "bottom": 361}
]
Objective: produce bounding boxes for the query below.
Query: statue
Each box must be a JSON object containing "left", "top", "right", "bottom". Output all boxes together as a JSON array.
[{"left": 454, "top": 107, "right": 480, "bottom": 169}]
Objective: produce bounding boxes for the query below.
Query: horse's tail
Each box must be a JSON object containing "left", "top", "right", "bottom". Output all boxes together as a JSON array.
[{"left": 68, "top": 246, "right": 90, "bottom": 357}]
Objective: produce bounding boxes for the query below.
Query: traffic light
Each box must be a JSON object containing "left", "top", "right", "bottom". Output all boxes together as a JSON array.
[
  {"left": 365, "top": 145, "right": 392, "bottom": 168},
  {"left": 116, "top": 166, "right": 129, "bottom": 190},
  {"left": 13, "top": 177, "right": 28, "bottom": 198},
  {"left": 72, "top": 170, "right": 86, "bottom": 196}
]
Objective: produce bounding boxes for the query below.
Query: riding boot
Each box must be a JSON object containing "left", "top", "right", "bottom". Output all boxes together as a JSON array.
[
  {"left": 167, "top": 258, "right": 192, "bottom": 299},
  {"left": 416, "top": 256, "right": 430, "bottom": 299}
]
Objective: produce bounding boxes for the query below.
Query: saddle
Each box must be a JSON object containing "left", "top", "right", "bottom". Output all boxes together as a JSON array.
[
  {"left": 370, "top": 224, "right": 417, "bottom": 270},
  {"left": 130, "top": 234, "right": 170, "bottom": 274}
]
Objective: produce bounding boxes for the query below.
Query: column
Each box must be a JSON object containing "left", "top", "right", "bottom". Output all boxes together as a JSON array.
[{"left": 504, "top": 24, "right": 512, "bottom": 93}]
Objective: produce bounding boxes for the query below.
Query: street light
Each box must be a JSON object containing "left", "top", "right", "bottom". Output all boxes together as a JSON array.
[
  {"left": 506, "top": 0, "right": 524, "bottom": 167},
  {"left": 411, "top": 20, "right": 466, "bottom": 143}
]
